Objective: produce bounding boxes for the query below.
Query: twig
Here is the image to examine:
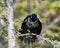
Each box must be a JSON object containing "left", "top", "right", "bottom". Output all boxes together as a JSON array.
[{"left": 0, "top": 17, "right": 6, "bottom": 27}]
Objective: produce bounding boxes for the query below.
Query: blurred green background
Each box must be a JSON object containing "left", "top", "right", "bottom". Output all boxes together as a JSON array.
[{"left": 0, "top": 0, "right": 60, "bottom": 48}]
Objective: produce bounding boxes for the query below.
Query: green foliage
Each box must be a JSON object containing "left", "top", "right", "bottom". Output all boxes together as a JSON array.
[
  {"left": 14, "top": 1, "right": 28, "bottom": 17},
  {"left": 50, "top": 25, "right": 60, "bottom": 33},
  {"left": 14, "top": 19, "right": 21, "bottom": 30},
  {"left": 14, "top": 0, "right": 60, "bottom": 41},
  {"left": 0, "top": 10, "right": 6, "bottom": 17},
  {"left": 53, "top": 40, "right": 60, "bottom": 48},
  {"left": 0, "top": 0, "right": 6, "bottom": 17},
  {"left": 0, "top": 0, "right": 60, "bottom": 48}
]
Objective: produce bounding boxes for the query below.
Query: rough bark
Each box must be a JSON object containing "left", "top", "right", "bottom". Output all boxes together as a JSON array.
[{"left": 6, "top": 0, "right": 16, "bottom": 48}]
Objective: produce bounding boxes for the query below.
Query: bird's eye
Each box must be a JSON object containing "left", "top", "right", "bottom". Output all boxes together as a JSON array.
[{"left": 31, "top": 16, "right": 32, "bottom": 18}]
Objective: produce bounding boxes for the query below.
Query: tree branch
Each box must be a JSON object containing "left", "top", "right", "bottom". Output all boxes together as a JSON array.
[
  {"left": 0, "top": 17, "right": 6, "bottom": 27},
  {"left": 6, "top": 0, "right": 16, "bottom": 48}
]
